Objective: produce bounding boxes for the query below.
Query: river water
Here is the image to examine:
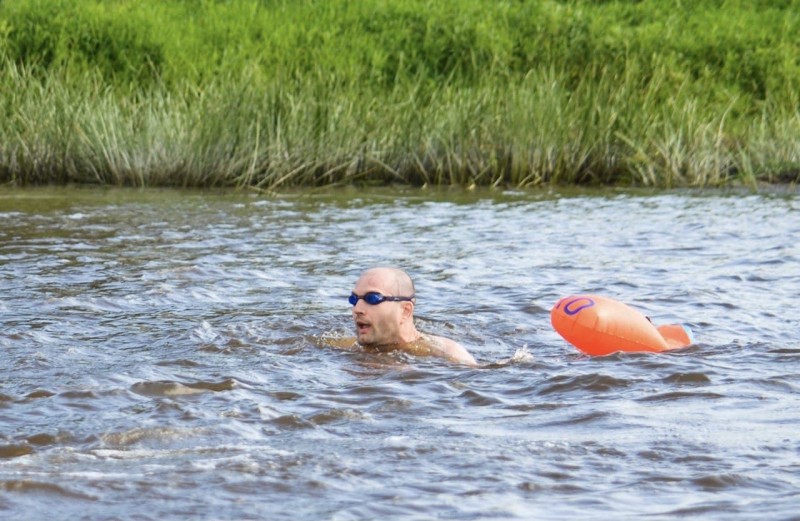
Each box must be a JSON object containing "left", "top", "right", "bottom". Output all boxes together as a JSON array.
[{"left": 1, "top": 186, "right": 798, "bottom": 520}]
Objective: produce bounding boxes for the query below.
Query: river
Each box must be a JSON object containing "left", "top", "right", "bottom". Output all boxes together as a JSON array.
[{"left": 1, "top": 185, "right": 798, "bottom": 520}]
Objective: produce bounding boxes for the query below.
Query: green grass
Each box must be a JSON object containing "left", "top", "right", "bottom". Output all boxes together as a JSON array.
[{"left": 1, "top": 0, "right": 799, "bottom": 188}]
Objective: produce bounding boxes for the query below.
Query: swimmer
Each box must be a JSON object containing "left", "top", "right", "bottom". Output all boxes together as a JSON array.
[{"left": 340, "top": 267, "right": 477, "bottom": 366}]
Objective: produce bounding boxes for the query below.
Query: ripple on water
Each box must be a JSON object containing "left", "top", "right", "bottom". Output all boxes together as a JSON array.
[
  {"left": 98, "top": 426, "right": 210, "bottom": 449},
  {"left": 662, "top": 371, "right": 713, "bottom": 384},
  {"left": 537, "top": 373, "right": 635, "bottom": 395},
  {"left": 636, "top": 390, "right": 726, "bottom": 402},
  {"left": 130, "top": 378, "right": 237, "bottom": 397},
  {"left": 0, "top": 480, "right": 96, "bottom": 500},
  {"left": 0, "top": 444, "right": 34, "bottom": 459}
]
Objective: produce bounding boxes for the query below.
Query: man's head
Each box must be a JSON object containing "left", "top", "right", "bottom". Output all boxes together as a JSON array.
[{"left": 350, "top": 267, "right": 417, "bottom": 347}]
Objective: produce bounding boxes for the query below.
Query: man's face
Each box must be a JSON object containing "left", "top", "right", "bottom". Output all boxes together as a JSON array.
[{"left": 351, "top": 272, "right": 405, "bottom": 347}]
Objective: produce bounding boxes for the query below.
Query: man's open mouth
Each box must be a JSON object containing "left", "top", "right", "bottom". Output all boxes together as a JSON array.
[{"left": 356, "top": 320, "right": 370, "bottom": 334}]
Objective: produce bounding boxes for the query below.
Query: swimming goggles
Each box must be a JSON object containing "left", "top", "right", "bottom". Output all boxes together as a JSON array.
[{"left": 349, "top": 292, "right": 415, "bottom": 306}]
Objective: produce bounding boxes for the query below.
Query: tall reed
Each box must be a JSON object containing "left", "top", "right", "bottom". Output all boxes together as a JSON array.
[{"left": 1, "top": 0, "right": 799, "bottom": 188}]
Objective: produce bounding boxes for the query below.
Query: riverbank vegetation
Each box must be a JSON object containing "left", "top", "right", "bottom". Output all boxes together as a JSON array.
[{"left": 1, "top": 0, "right": 799, "bottom": 188}]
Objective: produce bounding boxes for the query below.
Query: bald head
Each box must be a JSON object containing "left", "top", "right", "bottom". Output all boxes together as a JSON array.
[{"left": 357, "top": 267, "right": 415, "bottom": 299}]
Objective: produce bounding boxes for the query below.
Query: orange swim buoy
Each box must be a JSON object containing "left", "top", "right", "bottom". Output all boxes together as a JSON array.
[{"left": 551, "top": 294, "right": 693, "bottom": 356}]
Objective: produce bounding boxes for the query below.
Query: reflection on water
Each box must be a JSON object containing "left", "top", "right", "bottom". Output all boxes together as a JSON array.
[{"left": 1, "top": 186, "right": 799, "bottom": 520}]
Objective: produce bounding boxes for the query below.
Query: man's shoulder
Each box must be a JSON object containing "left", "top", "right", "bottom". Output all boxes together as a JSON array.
[{"left": 424, "top": 334, "right": 477, "bottom": 366}]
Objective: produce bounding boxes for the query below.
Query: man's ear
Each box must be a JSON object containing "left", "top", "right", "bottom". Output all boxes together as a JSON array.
[{"left": 401, "top": 301, "right": 414, "bottom": 321}]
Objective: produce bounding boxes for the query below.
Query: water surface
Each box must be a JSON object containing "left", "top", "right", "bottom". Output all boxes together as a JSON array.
[{"left": 1, "top": 186, "right": 798, "bottom": 520}]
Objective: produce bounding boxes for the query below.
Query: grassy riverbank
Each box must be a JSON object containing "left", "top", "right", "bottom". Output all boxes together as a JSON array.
[{"left": 1, "top": 0, "right": 799, "bottom": 188}]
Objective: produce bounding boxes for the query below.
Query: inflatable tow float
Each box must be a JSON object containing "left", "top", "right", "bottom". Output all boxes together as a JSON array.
[{"left": 551, "top": 295, "right": 694, "bottom": 356}]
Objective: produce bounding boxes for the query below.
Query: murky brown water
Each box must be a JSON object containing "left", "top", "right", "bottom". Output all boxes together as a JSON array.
[{"left": 1, "top": 186, "right": 798, "bottom": 520}]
